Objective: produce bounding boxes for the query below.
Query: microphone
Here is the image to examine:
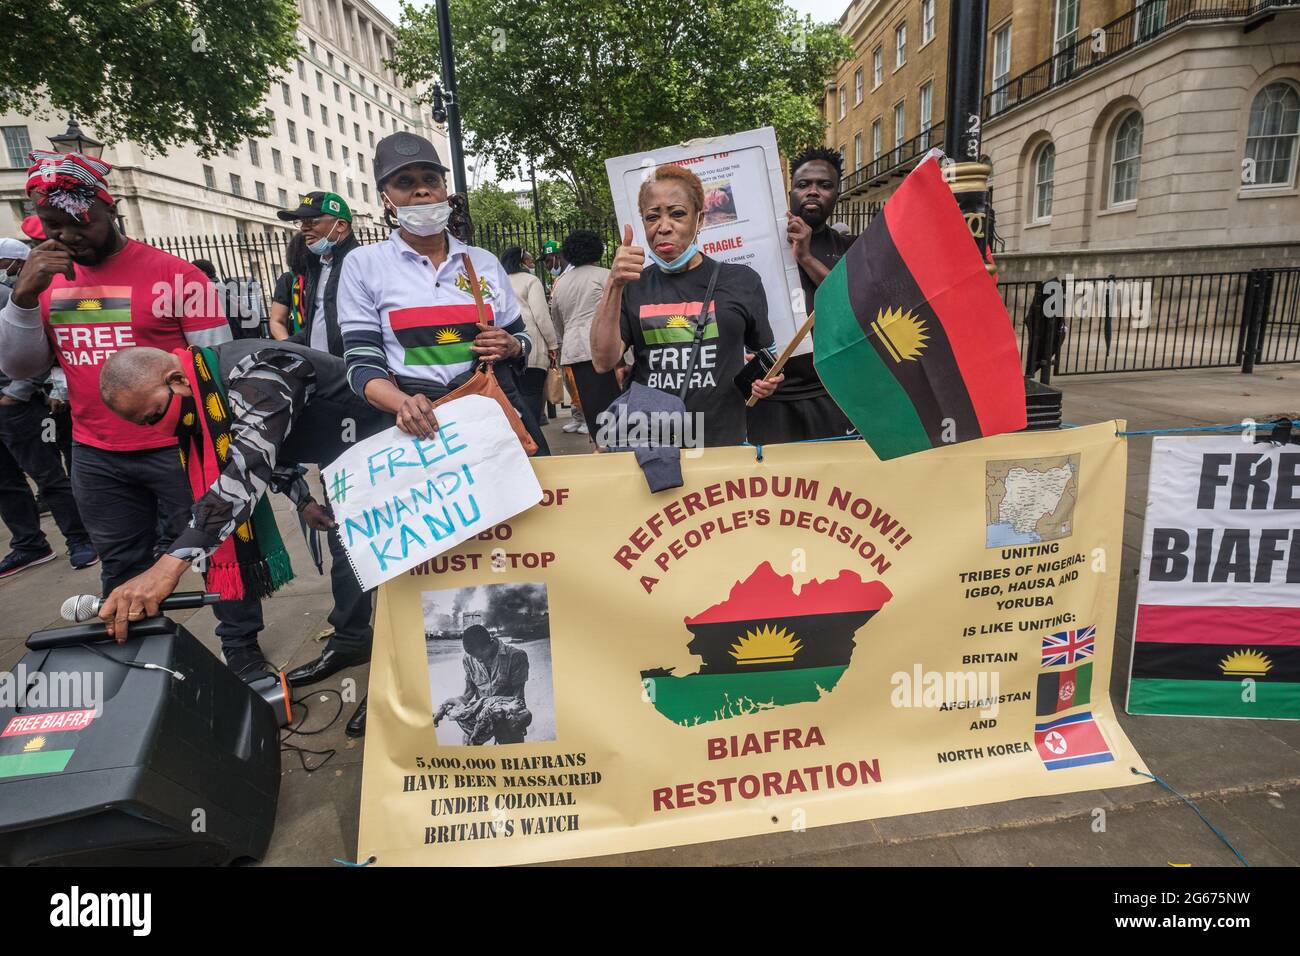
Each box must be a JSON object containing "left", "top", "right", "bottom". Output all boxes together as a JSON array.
[{"left": 60, "top": 591, "right": 222, "bottom": 623}]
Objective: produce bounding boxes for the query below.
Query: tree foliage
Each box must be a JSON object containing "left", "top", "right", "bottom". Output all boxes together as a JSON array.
[
  {"left": 392, "top": 0, "right": 849, "bottom": 218},
  {"left": 0, "top": 0, "right": 300, "bottom": 157}
]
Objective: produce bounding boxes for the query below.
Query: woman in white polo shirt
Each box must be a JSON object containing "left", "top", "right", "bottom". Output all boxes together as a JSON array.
[{"left": 337, "top": 132, "right": 546, "bottom": 452}]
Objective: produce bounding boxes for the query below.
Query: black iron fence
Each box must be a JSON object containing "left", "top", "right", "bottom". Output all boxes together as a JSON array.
[
  {"left": 1005, "top": 267, "right": 1300, "bottom": 381},
  {"left": 986, "top": 0, "right": 1300, "bottom": 120},
  {"left": 839, "top": 122, "right": 945, "bottom": 198}
]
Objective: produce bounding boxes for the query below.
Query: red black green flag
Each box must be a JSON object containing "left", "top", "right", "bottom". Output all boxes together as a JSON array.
[
  {"left": 1036, "top": 661, "right": 1093, "bottom": 716},
  {"left": 389, "top": 303, "right": 491, "bottom": 366},
  {"left": 813, "top": 158, "right": 1026, "bottom": 459}
]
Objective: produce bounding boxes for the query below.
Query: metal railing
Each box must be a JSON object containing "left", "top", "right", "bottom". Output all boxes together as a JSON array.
[
  {"left": 986, "top": 0, "right": 1300, "bottom": 120},
  {"left": 839, "top": 122, "right": 944, "bottom": 197},
  {"left": 1005, "top": 267, "right": 1300, "bottom": 380}
]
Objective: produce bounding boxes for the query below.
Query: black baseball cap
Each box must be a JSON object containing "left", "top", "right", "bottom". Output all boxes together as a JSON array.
[
  {"left": 373, "top": 132, "right": 448, "bottom": 188},
  {"left": 277, "top": 190, "right": 352, "bottom": 223}
]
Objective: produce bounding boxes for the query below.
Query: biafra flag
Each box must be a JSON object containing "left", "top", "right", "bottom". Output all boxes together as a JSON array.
[
  {"left": 48, "top": 286, "right": 132, "bottom": 324},
  {"left": 813, "top": 158, "right": 1026, "bottom": 460},
  {"left": 1036, "top": 661, "right": 1093, "bottom": 716},
  {"left": 640, "top": 562, "right": 892, "bottom": 726},
  {"left": 389, "top": 303, "right": 490, "bottom": 366}
]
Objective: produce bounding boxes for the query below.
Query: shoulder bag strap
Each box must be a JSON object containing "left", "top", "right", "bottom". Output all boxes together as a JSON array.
[
  {"left": 678, "top": 259, "right": 723, "bottom": 404},
  {"left": 460, "top": 249, "right": 493, "bottom": 377}
]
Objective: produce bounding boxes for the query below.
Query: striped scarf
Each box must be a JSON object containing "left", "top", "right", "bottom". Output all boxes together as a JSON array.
[
  {"left": 289, "top": 273, "right": 306, "bottom": 335},
  {"left": 174, "top": 346, "right": 294, "bottom": 601}
]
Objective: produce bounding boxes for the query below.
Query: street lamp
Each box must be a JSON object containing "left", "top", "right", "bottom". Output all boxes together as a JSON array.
[{"left": 48, "top": 117, "right": 104, "bottom": 159}]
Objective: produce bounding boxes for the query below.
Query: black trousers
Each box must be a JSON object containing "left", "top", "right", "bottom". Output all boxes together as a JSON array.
[
  {"left": 70, "top": 442, "right": 264, "bottom": 653},
  {"left": 0, "top": 399, "right": 90, "bottom": 555},
  {"left": 567, "top": 361, "right": 622, "bottom": 425},
  {"left": 318, "top": 475, "right": 373, "bottom": 655},
  {"left": 519, "top": 367, "right": 548, "bottom": 430}
]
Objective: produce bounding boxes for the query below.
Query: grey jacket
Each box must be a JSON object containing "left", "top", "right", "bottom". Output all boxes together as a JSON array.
[{"left": 550, "top": 263, "right": 610, "bottom": 365}]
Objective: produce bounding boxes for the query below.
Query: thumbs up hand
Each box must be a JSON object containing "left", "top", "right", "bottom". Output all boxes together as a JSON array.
[{"left": 609, "top": 223, "right": 645, "bottom": 289}]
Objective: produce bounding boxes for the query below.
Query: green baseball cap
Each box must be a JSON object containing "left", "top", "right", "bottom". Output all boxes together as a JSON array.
[
  {"left": 541, "top": 239, "right": 561, "bottom": 255},
  {"left": 277, "top": 190, "right": 352, "bottom": 224}
]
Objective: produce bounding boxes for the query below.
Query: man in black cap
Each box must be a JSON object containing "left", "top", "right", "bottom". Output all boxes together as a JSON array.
[
  {"left": 746, "top": 147, "right": 857, "bottom": 445},
  {"left": 271, "top": 190, "right": 376, "bottom": 691}
]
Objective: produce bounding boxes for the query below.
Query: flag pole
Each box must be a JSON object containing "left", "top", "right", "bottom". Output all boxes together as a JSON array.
[{"left": 746, "top": 311, "right": 815, "bottom": 408}]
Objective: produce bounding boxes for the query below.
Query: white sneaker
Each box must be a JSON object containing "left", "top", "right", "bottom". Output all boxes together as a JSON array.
[
  {"left": 562, "top": 421, "right": 581, "bottom": 433},
  {"left": 576, "top": 423, "right": 589, "bottom": 435}
]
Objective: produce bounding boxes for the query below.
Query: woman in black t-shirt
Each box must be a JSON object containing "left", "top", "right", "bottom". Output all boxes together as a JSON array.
[
  {"left": 590, "top": 164, "right": 782, "bottom": 447},
  {"left": 268, "top": 233, "right": 310, "bottom": 341}
]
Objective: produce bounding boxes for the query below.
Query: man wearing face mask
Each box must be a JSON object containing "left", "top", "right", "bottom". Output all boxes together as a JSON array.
[
  {"left": 277, "top": 191, "right": 358, "bottom": 357},
  {"left": 541, "top": 239, "right": 568, "bottom": 285},
  {"left": 0, "top": 151, "right": 269, "bottom": 680},
  {"left": 337, "top": 131, "right": 545, "bottom": 453}
]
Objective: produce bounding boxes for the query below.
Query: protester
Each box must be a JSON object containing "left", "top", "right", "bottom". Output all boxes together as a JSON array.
[
  {"left": 266, "top": 191, "right": 380, "bottom": 691},
  {"left": 747, "top": 146, "right": 857, "bottom": 445},
  {"left": 278, "top": 191, "right": 357, "bottom": 356},
  {"left": 551, "top": 229, "right": 619, "bottom": 439},
  {"left": 0, "top": 150, "right": 268, "bottom": 679},
  {"left": 0, "top": 233, "right": 98, "bottom": 577},
  {"left": 500, "top": 246, "right": 558, "bottom": 429},
  {"left": 337, "top": 131, "right": 546, "bottom": 454},
  {"left": 268, "top": 233, "right": 311, "bottom": 341},
  {"left": 590, "top": 164, "right": 781, "bottom": 447},
  {"left": 541, "top": 239, "right": 567, "bottom": 281}
]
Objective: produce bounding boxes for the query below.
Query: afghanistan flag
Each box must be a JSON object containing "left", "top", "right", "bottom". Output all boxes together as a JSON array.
[
  {"left": 813, "top": 158, "right": 1025, "bottom": 459},
  {"left": 1036, "top": 661, "right": 1093, "bottom": 716},
  {"left": 390, "top": 303, "right": 492, "bottom": 366},
  {"left": 638, "top": 301, "right": 718, "bottom": 346},
  {"left": 1127, "top": 604, "right": 1300, "bottom": 719},
  {"left": 1033, "top": 711, "right": 1114, "bottom": 771},
  {"left": 640, "top": 561, "right": 892, "bottom": 726},
  {"left": 48, "top": 286, "right": 132, "bottom": 324}
]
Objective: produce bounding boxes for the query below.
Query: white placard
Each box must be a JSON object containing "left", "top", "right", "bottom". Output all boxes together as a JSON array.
[
  {"left": 604, "top": 126, "right": 810, "bottom": 356},
  {"left": 322, "top": 395, "right": 542, "bottom": 590}
]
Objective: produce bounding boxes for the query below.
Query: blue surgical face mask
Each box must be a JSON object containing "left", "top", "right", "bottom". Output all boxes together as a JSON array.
[
  {"left": 307, "top": 220, "right": 342, "bottom": 256},
  {"left": 647, "top": 240, "right": 699, "bottom": 273}
]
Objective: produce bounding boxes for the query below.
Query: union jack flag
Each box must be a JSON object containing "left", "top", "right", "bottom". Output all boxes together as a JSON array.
[{"left": 1041, "top": 625, "right": 1096, "bottom": 666}]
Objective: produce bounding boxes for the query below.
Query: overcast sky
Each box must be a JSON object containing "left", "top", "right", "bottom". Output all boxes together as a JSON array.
[{"left": 365, "top": 0, "right": 851, "bottom": 189}]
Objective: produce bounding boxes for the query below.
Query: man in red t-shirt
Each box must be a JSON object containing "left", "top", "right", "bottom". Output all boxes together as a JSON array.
[{"left": 0, "top": 151, "right": 269, "bottom": 680}]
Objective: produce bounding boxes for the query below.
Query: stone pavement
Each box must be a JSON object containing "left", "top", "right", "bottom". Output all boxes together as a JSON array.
[{"left": 2, "top": 371, "right": 1298, "bottom": 867}]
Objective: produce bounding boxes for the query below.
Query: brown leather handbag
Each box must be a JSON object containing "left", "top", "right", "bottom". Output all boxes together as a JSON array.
[{"left": 430, "top": 253, "right": 539, "bottom": 456}]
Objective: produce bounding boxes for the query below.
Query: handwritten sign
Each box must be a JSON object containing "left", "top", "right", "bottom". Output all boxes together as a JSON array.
[{"left": 322, "top": 395, "right": 543, "bottom": 590}]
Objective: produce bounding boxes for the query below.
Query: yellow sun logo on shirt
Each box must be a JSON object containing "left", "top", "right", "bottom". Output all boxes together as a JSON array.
[
  {"left": 215, "top": 433, "right": 232, "bottom": 461},
  {"left": 435, "top": 328, "right": 463, "bottom": 344},
  {"left": 665, "top": 315, "right": 691, "bottom": 329},
  {"left": 76, "top": 299, "right": 102, "bottom": 311},
  {"left": 204, "top": 394, "right": 225, "bottom": 422}
]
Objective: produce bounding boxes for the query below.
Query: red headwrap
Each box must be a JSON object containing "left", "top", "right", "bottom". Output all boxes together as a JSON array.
[{"left": 25, "top": 150, "right": 114, "bottom": 221}]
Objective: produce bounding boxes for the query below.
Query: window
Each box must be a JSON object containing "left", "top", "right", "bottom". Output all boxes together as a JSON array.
[
  {"left": 380, "top": 112, "right": 387, "bottom": 129},
  {"left": 347, "top": 180, "right": 354, "bottom": 199},
  {"left": 309, "top": 39, "right": 317, "bottom": 56},
  {"left": 278, "top": 188, "right": 289, "bottom": 207},
  {"left": 297, "top": 59, "right": 305, "bottom": 80},
  {"left": 334, "top": 82, "right": 341, "bottom": 102},
  {"left": 358, "top": 154, "right": 366, "bottom": 173},
  {"left": 338, "top": 113, "right": 345, "bottom": 133},
  {"left": 203, "top": 164, "right": 216, "bottom": 189},
  {"left": 365, "top": 102, "right": 371, "bottom": 119},
  {"left": 1053, "top": 0, "right": 1079, "bottom": 82},
  {"left": 368, "top": 130, "right": 375, "bottom": 148},
  {"left": 362, "top": 183, "right": 370, "bottom": 202},
  {"left": 343, "top": 145, "right": 349, "bottom": 162},
  {"left": 387, "top": 92, "right": 393, "bottom": 107},
  {"left": 872, "top": 119, "right": 882, "bottom": 160},
  {"left": 1245, "top": 82, "right": 1300, "bottom": 187},
  {"left": 316, "top": 71, "right": 324, "bottom": 92},
  {"left": 894, "top": 100, "right": 906, "bottom": 151},
  {"left": 354, "top": 122, "right": 361, "bottom": 142},
  {"left": 854, "top": 68, "right": 864, "bottom": 106},
  {"left": 312, "top": 164, "right": 321, "bottom": 187},
  {"left": 330, "top": 171, "right": 338, "bottom": 192},
  {"left": 307, "top": 129, "right": 317, "bottom": 151},
  {"left": 350, "top": 92, "right": 357, "bottom": 110},
  {"left": 991, "top": 24, "right": 1012, "bottom": 112},
  {"left": 343, "top": 64, "right": 350, "bottom": 80},
  {"left": 919, "top": 82, "right": 933, "bottom": 134},
  {"left": 325, "top": 138, "right": 334, "bottom": 159},
  {"left": 895, "top": 23, "right": 907, "bottom": 68},
  {"left": 1109, "top": 111, "right": 1143, "bottom": 206},
  {"left": 921, "top": 0, "right": 935, "bottom": 44},
  {"left": 301, "top": 93, "right": 310, "bottom": 117},
  {"left": 320, "top": 104, "right": 329, "bottom": 125},
  {"left": 872, "top": 47, "right": 882, "bottom": 88},
  {"left": 854, "top": 133, "right": 863, "bottom": 170},
  {"left": 287, "top": 119, "right": 297, "bottom": 144},
  {"left": 248, "top": 139, "right": 260, "bottom": 166},
  {"left": 293, "top": 157, "right": 303, "bottom": 181},
  {"left": 1034, "top": 143, "right": 1055, "bottom": 220},
  {"left": 255, "top": 181, "right": 267, "bottom": 203},
  {"left": 281, "top": 82, "right": 291, "bottom": 106},
  {"left": 838, "top": 87, "right": 847, "bottom": 120},
  {"left": 1137, "top": 0, "right": 1168, "bottom": 38},
  {"left": 2, "top": 126, "right": 31, "bottom": 168},
  {"left": 272, "top": 148, "right": 283, "bottom": 174},
  {"left": 229, "top": 173, "right": 243, "bottom": 196},
  {"left": 327, "top": 51, "right": 334, "bottom": 68}
]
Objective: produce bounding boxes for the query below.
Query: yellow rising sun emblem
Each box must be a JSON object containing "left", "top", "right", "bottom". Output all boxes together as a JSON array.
[
  {"left": 434, "top": 328, "right": 463, "bottom": 344},
  {"left": 729, "top": 624, "right": 803, "bottom": 666},
  {"left": 1219, "top": 649, "right": 1272, "bottom": 677},
  {"left": 664, "top": 315, "right": 691, "bottom": 329},
  {"left": 204, "top": 394, "right": 226, "bottom": 422},
  {"left": 23, "top": 736, "right": 46, "bottom": 752},
  {"left": 235, "top": 521, "right": 253, "bottom": 542},
  {"left": 215, "top": 433, "right": 232, "bottom": 462},
  {"left": 75, "top": 299, "right": 102, "bottom": 311},
  {"left": 872, "top": 307, "right": 929, "bottom": 362}
]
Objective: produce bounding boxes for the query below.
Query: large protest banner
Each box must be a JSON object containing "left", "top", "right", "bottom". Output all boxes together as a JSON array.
[
  {"left": 605, "top": 127, "right": 809, "bottom": 356},
  {"left": 357, "top": 422, "right": 1147, "bottom": 865},
  {"left": 1128, "top": 436, "right": 1300, "bottom": 719}
]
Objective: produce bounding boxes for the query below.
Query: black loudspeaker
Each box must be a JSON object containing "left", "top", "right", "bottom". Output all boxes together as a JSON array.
[{"left": 0, "top": 618, "right": 280, "bottom": 865}]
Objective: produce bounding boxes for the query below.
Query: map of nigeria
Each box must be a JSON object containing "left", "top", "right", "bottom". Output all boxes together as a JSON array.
[
  {"left": 985, "top": 454, "right": 1080, "bottom": 548},
  {"left": 640, "top": 562, "right": 893, "bottom": 726}
]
